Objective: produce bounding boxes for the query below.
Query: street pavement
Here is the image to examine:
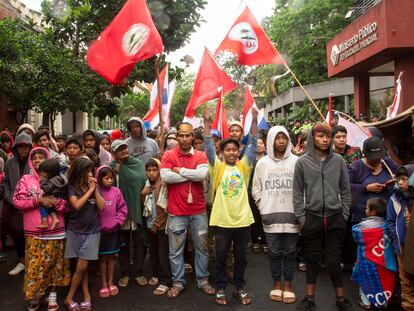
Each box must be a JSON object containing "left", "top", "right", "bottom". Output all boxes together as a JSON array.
[{"left": 0, "top": 248, "right": 402, "bottom": 310}]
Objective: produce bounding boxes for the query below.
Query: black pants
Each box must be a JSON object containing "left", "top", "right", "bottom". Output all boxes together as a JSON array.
[
  {"left": 214, "top": 226, "right": 250, "bottom": 289},
  {"left": 119, "top": 228, "right": 147, "bottom": 278},
  {"left": 13, "top": 231, "right": 25, "bottom": 259},
  {"left": 149, "top": 230, "right": 171, "bottom": 286},
  {"left": 342, "top": 218, "right": 357, "bottom": 264},
  {"left": 302, "top": 213, "right": 346, "bottom": 288},
  {"left": 249, "top": 196, "right": 266, "bottom": 245}
]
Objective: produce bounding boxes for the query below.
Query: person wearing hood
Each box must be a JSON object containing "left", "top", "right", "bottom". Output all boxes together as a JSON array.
[
  {"left": 13, "top": 147, "right": 70, "bottom": 311},
  {"left": 386, "top": 166, "right": 414, "bottom": 311},
  {"left": 252, "top": 126, "right": 299, "bottom": 304},
  {"left": 125, "top": 117, "right": 160, "bottom": 165},
  {"left": 16, "top": 123, "right": 35, "bottom": 138},
  {"left": 3, "top": 132, "right": 32, "bottom": 276},
  {"left": 292, "top": 122, "right": 353, "bottom": 311},
  {"left": 0, "top": 130, "right": 14, "bottom": 158},
  {"left": 83, "top": 130, "right": 112, "bottom": 165}
]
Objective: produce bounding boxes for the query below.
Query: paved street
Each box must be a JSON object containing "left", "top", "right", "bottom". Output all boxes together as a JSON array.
[{"left": 0, "top": 248, "right": 401, "bottom": 310}]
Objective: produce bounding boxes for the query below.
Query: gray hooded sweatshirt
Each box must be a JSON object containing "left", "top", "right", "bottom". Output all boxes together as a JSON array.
[
  {"left": 292, "top": 125, "right": 351, "bottom": 225},
  {"left": 125, "top": 117, "right": 160, "bottom": 165},
  {"left": 252, "top": 126, "right": 299, "bottom": 233}
]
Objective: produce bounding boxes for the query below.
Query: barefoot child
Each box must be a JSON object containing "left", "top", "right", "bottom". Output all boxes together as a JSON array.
[
  {"left": 64, "top": 157, "right": 105, "bottom": 311},
  {"left": 142, "top": 158, "right": 171, "bottom": 296},
  {"left": 37, "top": 159, "right": 68, "bottom": 229},
  {"left": 96, "top": 165, "right": 127, "bottom": 298}
]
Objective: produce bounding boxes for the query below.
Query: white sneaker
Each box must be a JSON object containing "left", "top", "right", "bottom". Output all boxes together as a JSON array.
[{"left": 8, "top": 262, "right": 25, "bottom": 275}]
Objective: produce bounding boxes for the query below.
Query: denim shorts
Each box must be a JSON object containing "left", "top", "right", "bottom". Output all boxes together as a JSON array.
[{"left": 64, "top": 230, "right": 100, "bottom": 260}]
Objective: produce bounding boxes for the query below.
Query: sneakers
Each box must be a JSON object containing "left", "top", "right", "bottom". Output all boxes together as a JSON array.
[
  {"left": 8, "top": 262, "right": 25, "bottom": 276},
  {"left": 296, "top": 297, "right": 316, "bottom": 311},
  {"left": 336, "top": 298, "right": 355, "bottom": 311}
]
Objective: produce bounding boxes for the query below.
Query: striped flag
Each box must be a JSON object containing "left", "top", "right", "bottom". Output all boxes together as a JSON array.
[
  {"left": 242, "top": 87, "right": 269, "bottom": 135},
  {"left": 387, "top": 73, "right": 402, "bottom": 120},
  {"left": 211, "top": 90, "right": 230, "bottom": 139},
  {"left": 143, "top": 65, "right": 175, "bottom": 129}
]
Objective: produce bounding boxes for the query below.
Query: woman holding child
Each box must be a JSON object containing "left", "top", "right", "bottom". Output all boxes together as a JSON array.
[{"left": 13, "top": 147, "right": 71, "bottom": 311}]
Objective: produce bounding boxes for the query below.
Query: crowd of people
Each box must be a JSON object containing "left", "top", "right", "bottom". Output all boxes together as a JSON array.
[{"left": 0, "top": 110, "right": 413, "bottom": 311}]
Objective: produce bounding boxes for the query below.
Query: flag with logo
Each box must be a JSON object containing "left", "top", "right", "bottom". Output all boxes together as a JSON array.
[
  {"left": 387, "top": 73, "right": 402, "bottom": 120},
  {"left": 184, "top": 48, "right": 237, "bottom": 126},
  {"left": 87, "top": 0, "right": 163, "bottom": 84},
  {"left": 215, "top": 6, "right": 285, "bottom": 66},
  {"left": 352, "top": 225, "right": 397, "bottom": 308},
  {"left": 211, "top": 91, "right": 230, "bottom": 139},
  {"left": 143, "top": 65, "right": 175, "bottom": 129},
  {"left": 242, "top": 87, "right": 269, "bottom": 135}
]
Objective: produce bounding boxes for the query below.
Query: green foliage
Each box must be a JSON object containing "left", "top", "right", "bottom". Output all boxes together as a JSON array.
[
  {"left": 170, "top": 73, "right": 194, "bottom": 127},
  {"left": 115, "top": 92, "right": 150, "bottom": 126},
  {"left": 0, "top": 18, "right": 113, "bottom": 125},
  {"left": 268, "top": 0, "right": 353, "bottom": 92}
]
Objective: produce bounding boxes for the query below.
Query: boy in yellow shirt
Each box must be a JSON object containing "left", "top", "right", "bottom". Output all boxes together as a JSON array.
[{"left": 203, "top": 108, "right": 258, "bottom": 306}]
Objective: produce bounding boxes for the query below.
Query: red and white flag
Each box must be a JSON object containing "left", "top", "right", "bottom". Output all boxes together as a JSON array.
[
  {"left": 143, "top": 65, "right": 175, "bottom": 129},
  {"left": 87, "top": 0, "right": 163, "bottom": 84},
  {"left": 387, "top": 73, "right": 402, "bottom": 120},
  {"left": 211, "top": 91, "right": 230, "bottom": 139},
  {"left": 184, "top": 48, "right": 237, "bottom": 126},
  {"left": 242, "top": 87, "right": 269, "bottom": 135},
  {"left": 215, "top": 6, "right": 285, "bottom": 66}
]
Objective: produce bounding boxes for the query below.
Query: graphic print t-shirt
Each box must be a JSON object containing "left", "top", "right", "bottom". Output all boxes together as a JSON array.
[{"left": 209, "top": 161, "right": 254, "bottom": 228}]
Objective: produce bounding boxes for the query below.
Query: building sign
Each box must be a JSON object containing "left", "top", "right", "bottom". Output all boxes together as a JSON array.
[{"left": 330, "top": 22, "right": 378, "bottom": 66}]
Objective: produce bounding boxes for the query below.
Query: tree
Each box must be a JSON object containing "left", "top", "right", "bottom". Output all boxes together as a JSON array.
[
  {"left": 115, "top": 92, "right": 150, "bottom": 126},
  {"left": 267, "top": 0, "right": 354, "bottom": 93}
]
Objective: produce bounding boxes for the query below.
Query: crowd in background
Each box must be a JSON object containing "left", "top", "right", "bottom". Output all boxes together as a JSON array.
[{"left": 0, "top": 111, "right": 413, "bottom": 311}]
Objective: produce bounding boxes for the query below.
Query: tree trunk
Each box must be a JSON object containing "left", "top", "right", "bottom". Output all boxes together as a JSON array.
[
  {"left": 49, "top": 111, "right": 56, "bottom": 137},
  {"left": 42, "top": 112, "right": 50, "bottom": 127}
]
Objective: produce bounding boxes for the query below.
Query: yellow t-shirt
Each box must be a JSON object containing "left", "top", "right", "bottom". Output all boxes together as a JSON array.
[{"left": 209, "top": 157, "right": 254, "bottom": 228}]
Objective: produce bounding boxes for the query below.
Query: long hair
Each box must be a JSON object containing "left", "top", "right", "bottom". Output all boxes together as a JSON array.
[
  {"left": 67, "top": 157, "right": 95, "bottom": 193},
  {"left": 98, "top": 166, "right": 115, "bottom": 187}
]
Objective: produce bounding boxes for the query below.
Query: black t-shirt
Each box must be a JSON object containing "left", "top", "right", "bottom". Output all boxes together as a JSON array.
[{"left": 67, "top": 185, "right": 100, "bottom": 234}]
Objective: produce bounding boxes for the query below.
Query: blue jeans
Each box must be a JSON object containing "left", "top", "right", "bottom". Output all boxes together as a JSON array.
[
  {"left": 265, "top": 232, "right": 298, "bottom": 282},
  {"left": 167, "top": 213, "right": 209, "bottom": 286}
]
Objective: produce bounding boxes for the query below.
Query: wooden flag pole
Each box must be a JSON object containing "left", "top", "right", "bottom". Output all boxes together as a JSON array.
[
  {"left": 282, "top": 63, "right": 325, "bottom": 121},
  {"left": 154, "top": 56, "right": 166, "bottom": 153}
]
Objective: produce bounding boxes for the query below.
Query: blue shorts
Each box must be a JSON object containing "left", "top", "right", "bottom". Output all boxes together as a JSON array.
[{"left": 64, "top": 230, "right": 100, "bottom": 260}]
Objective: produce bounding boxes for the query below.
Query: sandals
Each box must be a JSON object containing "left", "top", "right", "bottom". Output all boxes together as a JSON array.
[
  {"left": 358, "top": 301, "right": 372, "bottom": 309},
  {"left": 153, "top": 284, "right": 169, "bottom": 296},
  {"left": 269, "top": 289, "right": 283, "bottom": 302},
  {"left": 99, "top": 288, "right": 110, "bottom": 298},
  {"left": 65, "top": 302, "right": 80, "bottom": 311},
  {"left": 109, "top": 285, "right": 119, "bottom": 296},
  {"left": 80, "top": 301, "right": 92, "bottom": 311},
  {"left": 135, "top": 276, "right": 148, "bottom": 286},
  {"left": 118, "top": 276, "right": 130, "bottom": 287},
  {"left": 233, "top": 289, "right": 252, "bottom": 305},
  {"left": 215, "top": 290, "right": 228, "bottom": 306},
  {"left": 282, "top": 291, "right": 296, "bottom": 304},
  {"left": 167, "top": 284, "right": 185, "bottom": 299},
  {"left": 47, "top": 293, "right": 59, "bottom": 311},
  {"left": 199, "top": 281, "right": 215, "bottom": 296},
  {"left": 149, "top": 277, "right": 159, "bottom": 286},
  {"left": 184, "top": 263, "right": 193, "bottom": 274},
  {"left": 27, "top": 300, "right": 40, "bottom": 311}
]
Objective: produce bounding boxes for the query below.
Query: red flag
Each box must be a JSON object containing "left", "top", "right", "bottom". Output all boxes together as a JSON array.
[
  {"left": 87, "top": 0, "right": 163, "bottom": 84},
  {"left": 184, "top": 48, "right": 237, "bottom": 118},
  {"left": 211, "top": 91, "right": 230, "bottom": 139},
  {"left": 215, "top": 6, "right": 284, "bottom": 66}
]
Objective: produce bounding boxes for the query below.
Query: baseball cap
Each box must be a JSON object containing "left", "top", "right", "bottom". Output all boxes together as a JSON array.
[
  {"left": 111, "top": 140, "right": 128, "bottom": 153},
  {"left": 363, "top": 137, "right": 386, "bottom": 161},
  {"left": 229, "top": 121, "right": 243, "bottom": 130}
]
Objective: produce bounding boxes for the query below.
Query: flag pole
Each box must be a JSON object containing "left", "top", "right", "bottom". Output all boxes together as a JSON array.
[
  {"left": 282, "top": 63, "right": 325, "bottom": 121},
  {"left": 154, "top": 56, "right": 165, "bottom": 152}
]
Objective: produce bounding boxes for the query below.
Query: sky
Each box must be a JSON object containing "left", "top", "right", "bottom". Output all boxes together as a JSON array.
[{"left": 21, "top": 0, "right": 275, "bottom": 71}]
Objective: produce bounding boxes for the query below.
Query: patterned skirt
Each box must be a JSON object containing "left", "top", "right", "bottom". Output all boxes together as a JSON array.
[{"left": 24, "top": 237, "right": 71, "bottom": 300}]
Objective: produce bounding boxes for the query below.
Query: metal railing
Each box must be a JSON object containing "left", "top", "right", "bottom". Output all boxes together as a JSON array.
[{"left": 347, "top": 0, "right": 382, "bottom": 20}]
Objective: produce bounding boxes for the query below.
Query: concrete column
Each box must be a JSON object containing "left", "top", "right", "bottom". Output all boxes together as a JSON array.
[
  {"left": 353, "top": 74, "right": 370, "bottom": 118},
  {"left": 344, "top": 95, "right": 350, "bottom": 114},
  {"left": 395, "top": 53, "right": 414, "bottom": 114},
  {"left": 281, "top": 106, "right": 286, "bottom": 118}
]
